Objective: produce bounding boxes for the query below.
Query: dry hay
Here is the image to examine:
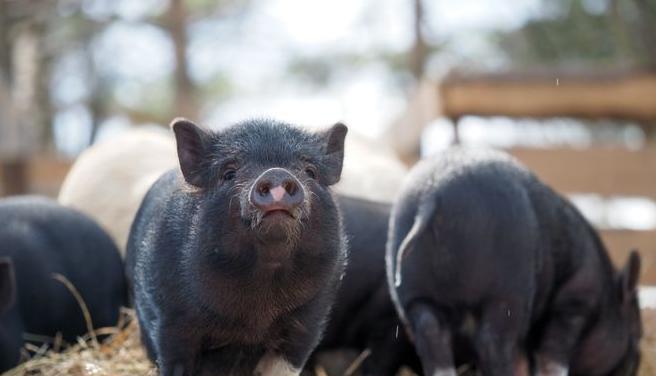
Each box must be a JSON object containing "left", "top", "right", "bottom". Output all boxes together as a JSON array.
[
  {"left": 4, "top": 309, "right": 154, "bottom": 376},
  {"left": 5, "top": 308, "right": 656, "bottom": 376}
]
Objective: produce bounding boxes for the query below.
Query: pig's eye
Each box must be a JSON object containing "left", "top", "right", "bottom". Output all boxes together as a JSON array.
[
  {"left": 305, "top": 166, "right": 318, "bottom": 180},
  {"left": 222, "top": 169, "right": 236, "bottom": 181}
]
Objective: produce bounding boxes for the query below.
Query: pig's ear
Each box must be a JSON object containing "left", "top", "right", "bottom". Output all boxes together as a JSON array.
[
  {"left": 0, "top": 258, "right": 16, "bottom": 314},
  {"left": 319, "top": 122, "right": 348, "bottom": 185},
  {"left": 171, "top": 118, "right": 211, "bottom": 187},
  {"left": 618, "top": 250, "right": 641, "bottom": 302}
]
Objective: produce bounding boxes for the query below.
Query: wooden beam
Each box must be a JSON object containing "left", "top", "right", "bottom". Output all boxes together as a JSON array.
[
  {"left": 508, "top": 147, "right": 656, "bottom": 199},
  {"left": 601, "top": 230, "right": 656, "bottom": 285},
  {"left": 0, "top": 160, "right": 28, "bottom": 196},
  {"left": 27, "top": 157, "right": 71, "bottom": 196},
  {"left": 0, "top": 156, "right": 71, "bottom": 197},
  {"left": 440, "top": 70, "right": 656, "bottom": 121}
]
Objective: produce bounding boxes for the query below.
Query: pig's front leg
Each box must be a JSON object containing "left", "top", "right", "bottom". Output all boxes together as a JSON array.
[
  {"left": 154, "top": 325, "right": 199, "bottom": 376},
  {"left": 533, "top": 312, "right": 585, "bottom": 376},
  {"left": 407, "top": 302, "right": 456, "bottom": 376},
  {"left": 361, "top": 326, "right": 414, "bottom": 376},
  {"left": 254, "top": 352, "right": 301, "bottom": 376},
  {"left": 513, "top": 351, "right": 531, "bottom": 376},
  {"left": 534, "top": 286, "right": 591, "bottom": 376},
  {"left": 263, "top": 295, "right": 335, "bottom": 376},
  {"left": 473, "top": 300, "right": 527, "bottom": 376}
]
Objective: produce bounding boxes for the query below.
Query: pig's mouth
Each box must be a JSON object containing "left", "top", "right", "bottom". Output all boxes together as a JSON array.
[
  {"left": 254, "top": 213, "right": 303, "bottom": 246},
  {"left": 252, "top": 205, "right": 307, "bottom": 245},
  {"left": 259, "top": 207, "right": 301, "bottom": 229},
  {"left": 250, "top": 199, "right": 307, "bottom": 224},
  {"left": 240, "top": 188, "right": 310, "bottom": 245},
  {"left": 262, "top": 208, "right": 295, "bottom": 219}
]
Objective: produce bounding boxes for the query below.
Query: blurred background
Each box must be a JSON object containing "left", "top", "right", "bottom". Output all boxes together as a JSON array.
[{"left": 0, "top": 0, "right": 655, "bottom": 284}]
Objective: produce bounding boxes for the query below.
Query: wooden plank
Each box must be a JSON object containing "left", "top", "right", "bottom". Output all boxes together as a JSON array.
[
  {"left": 440, "top": 70, "right": 656, "bottom": 121},
  {"left": 601, "top": 230, "right": 656, "bottom": 285},
  {"left": 387, "top": 70, "right": 656, "bottom": 164},
  {"left": 508, "top": 147, "right": 656, "bottom": 200},
  {"left": 1, "top": 156, "right": 655, "bottom": 286},
  {"left": 27, "top": 157, "right": 71, "bottom": 197},
  {"left": 0, "top": 156, "right": 72, "bottom": 197}
]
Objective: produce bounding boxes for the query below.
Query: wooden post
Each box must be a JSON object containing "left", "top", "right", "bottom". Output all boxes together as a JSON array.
[
  {"left": 452, "top": 117, "right": 461, "bottom": 145},
  {"left": 0, "top": 17, "right": 44, "bottom": 196},
  {"left": 409, "top": 0, "right": 428, "bottom": 79},
  {"left": 168, "top": 0, "right": 196, "bottom": 119},
  {"left": 0, "top": 160, "right": 27, "bottom": 196}
]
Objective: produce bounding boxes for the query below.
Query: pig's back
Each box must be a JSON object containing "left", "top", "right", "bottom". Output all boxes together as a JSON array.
[
  {"left": 125, "top": 167, "right": 206, "bottom": 337},
  {"left": 525, "top": 178, "right": 616, "bottom": 313},
  {"left": 390, "top": 148, "right": 543, "bottom": 307},
  {"left": 391, "top": 147, "right": 614, "bottom": 319},
  {"left": 126, "top": 169, "right": 190, "bottom": 294},
  {"left": 0, "top": 196, "right": 125, "bottom": 340},
  {"left": 320, "top": 195, "right": 391, "bottom": 346}
]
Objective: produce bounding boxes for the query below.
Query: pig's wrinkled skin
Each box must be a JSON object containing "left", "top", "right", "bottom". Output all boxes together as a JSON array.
[
  {"left": 387, "top": 148, "right": 642, "bottom": 376},
  {"left": 126, "top": 118, "right": 348, "bottom": 376},
  {"left": 311, "top": 195, "right": 421, "bottom": 376},
  {"left": 0, "top": 196, "right": 126, "bottom": 372}
]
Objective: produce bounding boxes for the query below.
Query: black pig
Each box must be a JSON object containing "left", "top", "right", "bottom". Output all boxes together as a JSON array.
[
  {"left": 126, "top": 118, "right": 348, "bottom": 376},
  {"left": 0, "top": 196, "right": 126, "bottom": 371},
  {"left": 0, "top": 257, "right": 20, "bottom": 372},
  {"left": 313, "top": 195, "right": 421, "bottom": 375},
  {"left": 386, "top": 148, "right": 642, "bottom": 376}
]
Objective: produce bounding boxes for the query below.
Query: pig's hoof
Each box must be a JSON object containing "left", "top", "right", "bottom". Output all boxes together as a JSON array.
[
  {"left": 537, "top": 360, "right": 568, "bottom": 376},
  {"left": 254, "top": 353, "right": 300, "bottom": 376}
]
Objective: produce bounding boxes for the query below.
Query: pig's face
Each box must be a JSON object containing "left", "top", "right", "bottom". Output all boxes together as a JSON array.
[
  {"left": 574, "top": 251, "right": 642, "bottom": 376},
  {"left": 172, "top": 118, "right": 347, "bottom": 255}
]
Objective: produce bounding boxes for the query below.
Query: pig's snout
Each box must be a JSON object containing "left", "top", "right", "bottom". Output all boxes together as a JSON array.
[{"left": 250, "top": 168, "right": 304, "bottom": 216}]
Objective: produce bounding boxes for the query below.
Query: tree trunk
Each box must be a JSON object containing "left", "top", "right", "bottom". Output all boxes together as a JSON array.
[
  {"left": 0, "top": 1, "right": 12, "bottom": 84},
  {"left": 633, "top": 0, "right": 656, "bottom": 68},
  {"left": 35, "top": 21, "right": 54, "bottom": 150},
  {"left": 409, "top": 0, "right": 428, "bottom": 80},
  {"left": 10, "top": 21, "right": 43, "bottom": 151},
  {"left": 0, "top": 2, "right": 50, "bottom": 195},
  {"left": 168, "top": 0, "right": 197, "bottom": 119},
  {"left": 608, "top": 0, "right": 635, "bottom": 58},
  {"left": 88, "top": 93, "right": 104, "bottom": 145}
]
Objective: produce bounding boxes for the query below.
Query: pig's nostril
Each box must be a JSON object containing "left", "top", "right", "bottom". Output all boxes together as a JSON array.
[
  {"left": 257, "top": 183, "right": 271, "bottom": 196},
  {"left": 284, "top": 180, "right": 298, "bottom": 196},
  {"left": 251, "top": 170, "right": 305, "bottom": 211}
]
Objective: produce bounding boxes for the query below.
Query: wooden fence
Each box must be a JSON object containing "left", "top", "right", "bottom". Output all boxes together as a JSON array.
[
  {"left": 2, "top": 148, "right": 655, "bottom": 283},
  {"left": 387, "top": 69, "right": 656, "bottom": 284},
  {"left": 439, "top": 70, "right": 656, "bottom": 121},
  {"left": 509, "top": 148, "right": 656, "bottom": 284},
  {"left": 0, "top": 157, "right": 70, "bottom": 197}
]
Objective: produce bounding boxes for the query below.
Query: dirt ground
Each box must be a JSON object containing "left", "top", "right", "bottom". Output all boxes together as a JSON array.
[{"left": 4, "top": 308, "right": 656, "bottom": 376}]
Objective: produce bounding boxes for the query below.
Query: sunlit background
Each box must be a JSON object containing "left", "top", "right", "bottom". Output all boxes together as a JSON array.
[
  {"left": 8, "top": 0, "right": 652, "bottom": 149},
  {"left": 1, "top": 0, "right": 655, "bottom": 281},
  {"left": 0, "top": 2, "right": 656, "bottom": 374}
]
